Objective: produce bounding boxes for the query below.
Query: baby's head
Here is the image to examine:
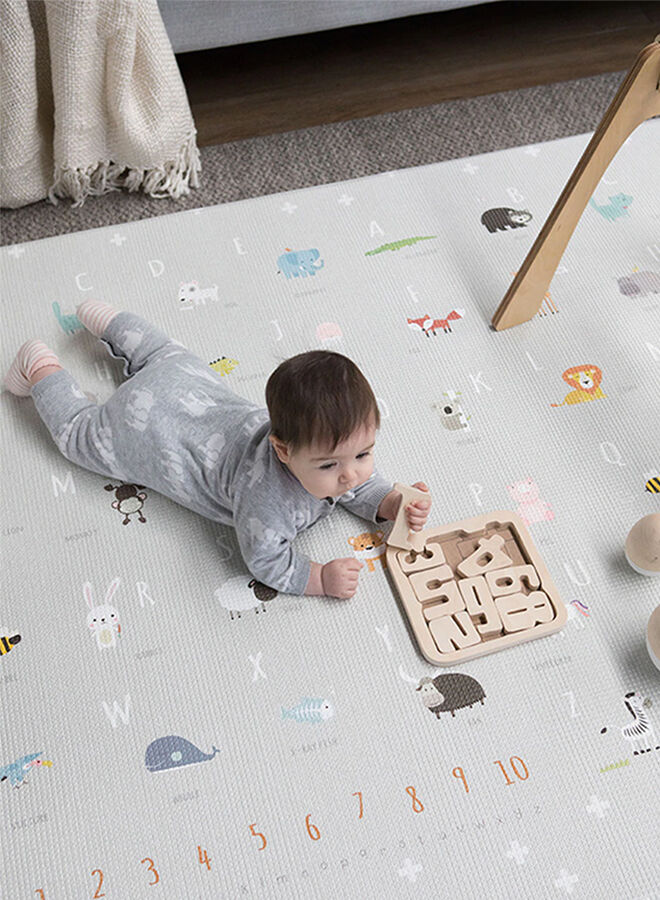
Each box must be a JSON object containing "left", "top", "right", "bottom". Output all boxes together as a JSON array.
[{"left": 266, "top": 350, "right": 380, "bottom": 500}]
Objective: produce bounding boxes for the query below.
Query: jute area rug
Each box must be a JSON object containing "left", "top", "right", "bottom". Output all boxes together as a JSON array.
[{"left": 1, "top": 70, "right": 626, "bottom": 244}]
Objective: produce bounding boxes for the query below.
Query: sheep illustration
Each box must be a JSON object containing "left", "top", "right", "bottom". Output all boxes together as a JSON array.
[{"left": 213, "top": 576, "right": 278, "bottom": 620}]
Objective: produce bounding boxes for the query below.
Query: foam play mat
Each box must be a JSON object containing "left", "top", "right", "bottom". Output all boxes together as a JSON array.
[{"left": 2, "top": 120, "right": 659, "bottom": 899}]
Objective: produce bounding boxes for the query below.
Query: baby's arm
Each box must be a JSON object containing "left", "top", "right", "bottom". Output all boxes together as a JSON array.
[{"left": 337, "top": 472, "right": 432, "bottom": 532}]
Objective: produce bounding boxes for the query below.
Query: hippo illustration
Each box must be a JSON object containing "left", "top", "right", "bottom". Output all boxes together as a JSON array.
[
  {"left": 616, "top": 270, "right": 660, "bottom": 297},
  {"left": 277, "top": 248, "right": 324, "bottom": 279},
  {"left": 416, "top": 673, "right": 486, "bottom": 718},
  {"left": 144, "top": 735, "right": 220, "bottom": 773}
]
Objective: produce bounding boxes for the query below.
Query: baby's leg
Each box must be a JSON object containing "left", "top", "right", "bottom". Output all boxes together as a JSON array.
[
  {"left": 30, "top": 369, "right": 126, "bottom": 480},
  {"left": 77, "top": 300, "right": 188, "bottom": 377}
]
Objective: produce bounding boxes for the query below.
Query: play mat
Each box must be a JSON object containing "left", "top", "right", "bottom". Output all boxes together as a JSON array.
[{"left": 1, "top": 120, "right": 659, "bottom": 899}]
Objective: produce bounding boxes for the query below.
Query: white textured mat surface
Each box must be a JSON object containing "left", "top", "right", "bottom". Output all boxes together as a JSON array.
[{"left": 2, "top": 122, "right": 659, "bottom": 899}]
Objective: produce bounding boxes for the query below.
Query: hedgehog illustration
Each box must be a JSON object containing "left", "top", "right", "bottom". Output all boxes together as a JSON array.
[{"left": 416, "top": 673, "right": 486, "bottom": 718}]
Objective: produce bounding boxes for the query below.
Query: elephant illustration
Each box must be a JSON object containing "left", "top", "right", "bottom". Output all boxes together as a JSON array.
[{"left": 277, "top": 248, "right": 324, "bottom": 279}]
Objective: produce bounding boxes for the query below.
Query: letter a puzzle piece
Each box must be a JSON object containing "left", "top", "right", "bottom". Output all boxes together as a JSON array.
[
  {"left": 494, "top": 590, "right": 555, "bottom": 632},
  {"left": 428, "top": 610, "right": 481, "bottom": 653},
  {"left": 456, "top": 534, "right": 513, "bottom": 578},
  {"left": 485, "top": 564, "right": 540, "bottom": 596},
  {"left": 458, "top": 576, "right": 503, "bottom": 636}
]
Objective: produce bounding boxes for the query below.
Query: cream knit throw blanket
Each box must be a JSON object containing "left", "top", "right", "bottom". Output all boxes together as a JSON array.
[{"left": 0, "top": 0, "right": 201, "bottom": 209}]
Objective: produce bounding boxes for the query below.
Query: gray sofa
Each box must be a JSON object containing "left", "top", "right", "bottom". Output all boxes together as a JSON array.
[{"left": 158, "top": 0, "right": 498, "bottom": 54}]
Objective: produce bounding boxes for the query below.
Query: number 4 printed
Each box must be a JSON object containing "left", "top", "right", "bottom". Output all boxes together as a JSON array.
[{"left": 197, "top": 846, "right": 212, "bottom": 870}]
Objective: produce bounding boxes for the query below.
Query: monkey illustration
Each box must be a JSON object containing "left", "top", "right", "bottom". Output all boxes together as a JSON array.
[
  {"left": 481, "top": 208, "right": 532, "bottom": 233},
  {"left": 104, "top": 482, "right": 148, "bottom": 524}
]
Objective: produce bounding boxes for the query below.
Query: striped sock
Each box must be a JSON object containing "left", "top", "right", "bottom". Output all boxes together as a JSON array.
[
  {"left": 76, "top": 299, "right": 119, "bottom": 337},
  {"left": 4, "top": 340, "right": 61, "bottom": 396}
]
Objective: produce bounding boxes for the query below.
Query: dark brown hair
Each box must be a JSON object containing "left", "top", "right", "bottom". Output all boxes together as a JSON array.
[{"left": 266, "top": 350, "right": 380, "bottom": 452}]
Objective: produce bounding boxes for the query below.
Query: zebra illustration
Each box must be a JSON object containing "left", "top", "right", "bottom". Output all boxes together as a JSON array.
[{"left": 621, "top": 692, "right": 659, "bottom": 755}]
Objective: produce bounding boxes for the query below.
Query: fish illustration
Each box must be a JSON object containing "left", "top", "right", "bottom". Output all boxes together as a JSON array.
[
  {"left": 281, "top": 697, "right": 334, "bottom": 724},
  {"left": 144, "top": 735, "right": 220, "bottom": 773}
]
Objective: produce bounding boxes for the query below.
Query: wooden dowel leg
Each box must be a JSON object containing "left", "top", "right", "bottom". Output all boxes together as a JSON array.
[{"left": 492, "top": 39, "right": 660, "bottom": 332}]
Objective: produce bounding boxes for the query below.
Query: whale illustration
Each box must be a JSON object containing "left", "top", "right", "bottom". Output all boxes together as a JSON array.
[{"left": 144, "top": 735, "right": 220, "bottom": 773}]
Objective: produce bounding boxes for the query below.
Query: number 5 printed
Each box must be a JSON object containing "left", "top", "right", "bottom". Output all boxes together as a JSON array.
[{"left": 249, "top": 822, "right": 267, "bottom": 850}]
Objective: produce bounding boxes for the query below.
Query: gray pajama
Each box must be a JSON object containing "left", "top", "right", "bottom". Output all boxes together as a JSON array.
[{"left": 30, "top": 312, "right": 394, "bottom": 594}]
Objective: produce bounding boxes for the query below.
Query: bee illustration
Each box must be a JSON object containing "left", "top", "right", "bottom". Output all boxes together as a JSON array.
[
  {"left": 209, "top": 356, "right": 239, "bottom": 376},
  {"left": 645, "top": 475, "right": 660, "bottom": 494},
  {"left": 0, "top": 631, "right": 21, "bottom": 656}
]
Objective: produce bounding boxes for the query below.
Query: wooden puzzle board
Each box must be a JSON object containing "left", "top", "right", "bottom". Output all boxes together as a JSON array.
[{"left": 387, "top": 511, "right": 567, "bottom": 665}]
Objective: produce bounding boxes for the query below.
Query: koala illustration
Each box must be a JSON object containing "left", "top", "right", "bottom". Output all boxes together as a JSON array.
[
  {"left": 347, "top": 531, "right": 387, "bottom": 572},
  {"left": 481, "top": 208, "right": 533, "bottom": 233},
  {"left": 432, "top": 390, "right": 470, "bottom": 431}
]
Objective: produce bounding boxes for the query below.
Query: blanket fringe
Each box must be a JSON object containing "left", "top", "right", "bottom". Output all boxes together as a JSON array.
[{"left": 47, "top": 130, "right": 201, "bottom": 208}]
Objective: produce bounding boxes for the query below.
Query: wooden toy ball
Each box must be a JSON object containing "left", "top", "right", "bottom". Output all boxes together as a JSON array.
[
  {"left": 624, "top": 513, "right": 660, "bottom": 577},
  {"left": 647, "top": 605, "right": 660, "bottom": 672}
]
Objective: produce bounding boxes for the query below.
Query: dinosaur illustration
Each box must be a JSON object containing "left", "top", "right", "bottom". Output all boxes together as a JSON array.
[
  {"left": 52, "top": 301, "right": 83, "bottom": 335},
  {"left": 588, "top": 193, "right": 633, "bottom": 222}
]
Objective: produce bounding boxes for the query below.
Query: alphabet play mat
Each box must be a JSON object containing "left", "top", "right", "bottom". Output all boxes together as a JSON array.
[{"left": 2, "top": 121, "right": 659, "bottom": 899}]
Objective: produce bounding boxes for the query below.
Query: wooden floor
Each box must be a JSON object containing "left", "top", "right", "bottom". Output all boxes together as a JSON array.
[{"left": 177, "top": 1, "right": 660, "bottom": 147}]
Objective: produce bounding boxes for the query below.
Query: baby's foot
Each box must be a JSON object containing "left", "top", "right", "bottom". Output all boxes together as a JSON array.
[
  {"left": 4, "top": 340, "right": 61, "bottom": 396},
  {"left": 76, "top": 299, "right": 120, "bottom": 337}
]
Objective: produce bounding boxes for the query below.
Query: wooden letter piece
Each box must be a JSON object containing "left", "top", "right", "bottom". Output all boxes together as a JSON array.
[
  {"left": 458, "top": 576, "right": 503, "bottom": 636},
  {"left": 428, "top": 611, "right": 482, "bottom": 653},
  {"left": 410, "top": 567, "right": 459, "bottom": 606},
  {"left": 397, "top": 541, "right": 446, "bottom": 574},
  {"left": 485, "top": 564, "right": 540, "bottom": 597},
  {"left": 421, "top": 580, "right": 466, "bottom": 620},
  {"left": 456, "top": 535, "right": 513, "bottom": 578},
  {"left": 387, "top": 482, "right": 432, "bottom": 551},
  {"left": 494, "top": 590, "right": 555, "bottom": 633}
]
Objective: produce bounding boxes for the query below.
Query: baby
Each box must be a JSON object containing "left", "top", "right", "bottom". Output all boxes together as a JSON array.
[{"left": 5, "top": 300, "right": 431, "bottom": 598}]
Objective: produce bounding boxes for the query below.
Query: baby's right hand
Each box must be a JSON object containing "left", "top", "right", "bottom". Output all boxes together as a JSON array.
[{"left": 321, "top": 558, "right": 364, "bottom": 599}]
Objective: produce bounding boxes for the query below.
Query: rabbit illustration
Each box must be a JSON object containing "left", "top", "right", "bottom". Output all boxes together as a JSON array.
[{"left": 84, "top": 578, "right": 122, "bottom": 650}]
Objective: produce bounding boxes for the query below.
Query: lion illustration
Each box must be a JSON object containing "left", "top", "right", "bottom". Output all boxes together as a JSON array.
[
  {"left": 551, "top": 364, "right": 607, "bottom": 407},
  {"left": 347, "top": 530, "right": 387, "bottom": 572}
]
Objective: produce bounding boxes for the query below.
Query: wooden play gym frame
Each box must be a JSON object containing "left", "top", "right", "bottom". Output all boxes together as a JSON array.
[{"left": 492, "top": 36, "right": 660, "bottom": 331}]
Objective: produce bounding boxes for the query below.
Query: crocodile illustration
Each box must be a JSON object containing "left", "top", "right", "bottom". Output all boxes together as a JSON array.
[{"left": 365, "top": 236, "right": 437, "bottom": 256}]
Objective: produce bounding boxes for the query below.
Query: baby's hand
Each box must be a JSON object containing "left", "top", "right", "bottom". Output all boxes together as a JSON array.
[
  {"left": 406, "top": 481, "right": 432, "bottom": 532},
  {"left": 322, "top": 558, "right": 364, "bottom": 599}
]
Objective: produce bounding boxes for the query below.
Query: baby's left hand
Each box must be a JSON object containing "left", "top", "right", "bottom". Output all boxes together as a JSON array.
[{"left": 406, "top": 482, "right": 431, "bottom": 532}]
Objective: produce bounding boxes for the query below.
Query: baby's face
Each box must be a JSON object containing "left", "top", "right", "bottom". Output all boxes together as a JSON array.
[{"left": 273, "top": 421, "right": 377, "bottom": 500}]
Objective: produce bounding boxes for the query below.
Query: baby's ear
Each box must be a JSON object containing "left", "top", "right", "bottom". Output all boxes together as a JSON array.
[{"left": 268, "top": 433, "right": 290, "bottom": 463}]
